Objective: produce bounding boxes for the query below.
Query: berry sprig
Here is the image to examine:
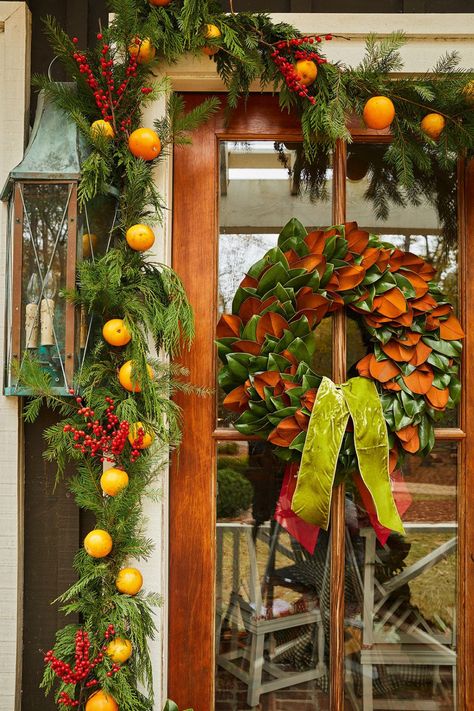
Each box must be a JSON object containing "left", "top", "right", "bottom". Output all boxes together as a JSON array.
[
  {"left": 71, "top": 34, "right": 148, "bottom": 135},
  {"left": 63, "top": 394, "right": 139, "bottom": 464},
  {"left": 270, "top": 35, "right": 331, "bottom": 105},
  {"left": 44, "top": 626, "right": 120, "bottom": 707}
]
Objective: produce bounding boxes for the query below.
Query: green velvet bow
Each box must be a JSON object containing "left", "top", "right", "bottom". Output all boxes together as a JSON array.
[{"left": 291, "top": 376, "right": 405, "bottom": 534}]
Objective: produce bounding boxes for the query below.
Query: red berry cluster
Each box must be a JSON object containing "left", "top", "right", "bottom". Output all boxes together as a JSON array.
[
  {"left": 71, "top": 34, "right": 151, "bottom": 135},
  {"left": 63, "top": 394, "right": 138, "bottom": 464},
  {"left": 45, "top": 625, "right": 121, "bottom": 706},
  {"left": 270, "top": 35, "right": 332, "bottom": 105}
]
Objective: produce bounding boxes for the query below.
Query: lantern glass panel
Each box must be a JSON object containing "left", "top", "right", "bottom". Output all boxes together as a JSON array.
[{"left": 7, "top": 182, "right": 76, "bottom": 393}]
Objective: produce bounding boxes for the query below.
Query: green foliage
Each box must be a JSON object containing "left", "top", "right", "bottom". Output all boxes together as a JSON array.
[
  {"left": 29, "top": 3, "right": 474, "bottom": 708},
  {"left": 217, "top": 467, "right": 253, "bottom": 518}
]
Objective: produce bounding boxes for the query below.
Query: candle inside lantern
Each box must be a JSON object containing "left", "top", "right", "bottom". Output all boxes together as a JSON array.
[
  {"left": 40, "top": 269, "right": 58, "bottom": 346},
  {"left": 25, "top": 273, "right": 40, "bottom": 348}
]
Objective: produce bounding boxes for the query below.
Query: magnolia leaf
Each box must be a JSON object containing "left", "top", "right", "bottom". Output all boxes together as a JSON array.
[
  {"left": 267, "top": 406, "right": 298, "bottom": 425},
  {"left": 288, "top": 430, "right": 307, "bottom": 452},
  {"left": 449, "top": 376, "right": 462, "bottom": 404},
  {"left": 256, "top": 263, "right": 289, "bottom": 295},
  {"left": 320, "top": 263, "right": 335, "bottom": 287},
  {"left": 163, "top": 702, "right": 179, "bottom": 711},
  {"left": 232, "top": 286, "right": 257, "bottom": 314},
  {"left": 423, "top": 337, "right": 462, "bottom": 358},
  {"left": 393, "top": 272, "right": 416, "bottom": 298},
  {"left": 393, "top": 398, "right": 414, "bottom": 429}
]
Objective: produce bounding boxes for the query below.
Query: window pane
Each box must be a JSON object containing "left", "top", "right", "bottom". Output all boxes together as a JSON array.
[
  {"left": 344, "top": 441, "right": 457, "bottom": 708},
  {"left": 215, "top": 441, "right": 330, "bottom": 710},
  {"left": 218, "top": 140, "right": 332, "bottom": 428},
  {"left": 346, "top": 143, "right": 459, "bottom": 426}
]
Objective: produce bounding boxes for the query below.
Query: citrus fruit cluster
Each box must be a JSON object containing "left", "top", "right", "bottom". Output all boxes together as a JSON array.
[{"left": 363, "top": 95, "right": 446, "bottom": 139}]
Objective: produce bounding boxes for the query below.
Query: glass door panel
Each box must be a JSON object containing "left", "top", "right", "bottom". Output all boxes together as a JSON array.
[
  {"left": 344, "top": 143, "right": 460, "bottom": 709},
  {"left": 216, "top": 140, "right": 333, "bottom": 709}
]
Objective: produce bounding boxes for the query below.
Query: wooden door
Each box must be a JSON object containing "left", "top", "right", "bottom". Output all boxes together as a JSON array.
[{"left": 170, "top": 93, "right": 474, "bottom": 710}]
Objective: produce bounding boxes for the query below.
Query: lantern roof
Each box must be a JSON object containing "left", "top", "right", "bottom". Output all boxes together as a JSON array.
[{"left": 1, "top": 86, "right": 86, "bottom": 199}]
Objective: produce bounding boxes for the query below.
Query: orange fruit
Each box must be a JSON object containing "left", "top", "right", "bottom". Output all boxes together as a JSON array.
[
  {"left": 125, "top": 224, "right": 155, "bottom": 251},
  {"left": 106, "top": 637, "right": 133, "bottom": 663},
  {"left": 116, "top": 567, "right": 143, "bottom": 595},
  {"left": 128, "top": 422, "right": 154, "bottom": 449},
  {"left": 85, "top": 690, "right": 118, "bottom": 711},
  {"left": 102, "top": 319, "right": 132, "bottom": 347},
  {"left": 363, "top": 96, "right": 395, "bottom": 130},
  {"left": 128, "top": 128, "right": 161, "bottom": 161},
  {"left": 84, "top": 529, "right": 113, "bottom": 558},
  {"left": 295, "top": 60, "right": 318, "bottom": 87},
  {"left": 202, "top": 24, "right": 221, "bottom": 56},
  {"left": 420, "top": 112, "right": 445, "bottom": 140},
  {"left": 463, "top": 80, "right": 474, "bottom": 106},
  {"left": 149, "top": 0, "right": 171, "bottom": 4},
  {"left": 82, "top": 233, "right": 98, "bottom": 259},
  {"left": 128, "top": 37, "right": 156, "bottom": 64},
  {"left": 118, "top": 360, "right": 154, "bottom": 393},
  {"left": 100, "top": 467, "right": 129, "bottom": 496},
  {"left": 90, "top": 120, "right": 114, "bottom": 140}
]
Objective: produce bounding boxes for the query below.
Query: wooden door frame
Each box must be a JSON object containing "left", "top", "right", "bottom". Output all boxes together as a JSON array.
[{"left": 170, "top": 93, "right": 473, "bottom": 710}]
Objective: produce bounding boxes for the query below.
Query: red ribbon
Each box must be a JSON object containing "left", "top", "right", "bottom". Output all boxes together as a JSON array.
[{"left": 275, "top": 464, "right": 412, "bottom": 552}]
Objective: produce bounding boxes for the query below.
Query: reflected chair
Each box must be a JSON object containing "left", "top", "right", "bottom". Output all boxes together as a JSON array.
[
  {"left": 216, "top": 522, "right": 327, "bottom": 708},
  {"left": 358, "top": 523, "right": 457, "bottom": 711}
]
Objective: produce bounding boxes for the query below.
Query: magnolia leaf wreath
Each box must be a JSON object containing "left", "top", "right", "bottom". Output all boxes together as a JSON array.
[{"left": 216, "top": 219, "right": 463, "bottom": 544}]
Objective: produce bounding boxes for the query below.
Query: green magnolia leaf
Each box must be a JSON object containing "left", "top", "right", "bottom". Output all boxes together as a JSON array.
[
  {"left": 289, "top": 431, "right": 307, "bottom": 451},
  {"left": 241, "top": 315, "right": 259, "bottom": 341},
  {"left": 163, "top": 702, "right": 179, "bottom": 711},
  {"left": 400, "top": 390, "right": 425, "bottom": 418},
  {"left": 432, "top": 372, "right": 451, "bottom": 389},
  {"left": 267, "top": 406, "right": 298, "bottom": 424},
  {"left": 256, "top": 263, "right": 289, "bottom": 295},
  {"left": 362, "top": 266, "right": 386, "bottom": 286},
  {"left": 260, "top": 282, "right": 292, "bottom": 304},
  {"left": 248, "top": 401, "right": 269, "bottom": 416},
  {"left": 393, "top": 273, "right": 416, "bottom": 298},
  {"left": 375, "top": 277, "right": 397, "bottom": 295},
  {"left": 427, "top": 351, "right": 450, "bottom": 372},
  {"left": 285, "top": 271, "right": 314, "bottom": 290},
  {"left": 267, "top": 353, "right": 291, "bottom": 371},
  {"left": 226, "top": 353, "right": 253, "bottom": 381},
  {"left": 265, "top": 247, "right": 290, "bottom": 269},
  {"left": 449, "top": 376, "right": 461, "bottom": 404},
  {"left": 277, "top": 218, "right": 307, "bottom": 250},
  {"left": 423, "top": 337, "right": 462, "bottom": 358},
  {"left": 393, "top": 398, "right": 414, "bottom": 430},
  {"left": 287, "top": 337, "right": 312, "bottom": 364},
  {"left": 232, "top": 286, "right": 257, "bottom": 314},
  {"left": 247, "top": 256, "right": 269, "bottom": 279},
  {"left": 288, "top": 315, "right": 311, "bottom": 338},
  {"left": 418, "top": 414, "right": 435, "bottom": 452},
  {"left": 333, "top": 237, "right": 349, "bottom": 259},
  {"left": 216, "top": 338, "right": 235, "bottom": 361},
  {"left": 320, "top": 263, "right": 334, "bottom": 287},
  {"left": 218, "top": 369, "right": 239, "bottom": 390}
]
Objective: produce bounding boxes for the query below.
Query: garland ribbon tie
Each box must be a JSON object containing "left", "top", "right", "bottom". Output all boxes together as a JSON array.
[{"left": 291, "top": 376, "right": 405, "bottom": 535}]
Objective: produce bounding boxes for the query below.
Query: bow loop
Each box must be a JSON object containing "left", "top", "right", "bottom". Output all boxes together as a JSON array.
[{"left": 291, "top": 376, "right": 404, "bottom": 535}]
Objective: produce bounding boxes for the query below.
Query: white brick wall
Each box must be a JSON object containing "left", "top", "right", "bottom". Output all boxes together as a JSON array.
[{"left": 0, "top": 4, "right": 30, "bottom": 710}]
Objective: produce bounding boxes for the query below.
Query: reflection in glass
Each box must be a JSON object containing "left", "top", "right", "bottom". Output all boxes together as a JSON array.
[
  {"left": 217, "top": 141, "right": 332, "bottom": 428},
  {"left": 346, "top": 143, "right": 459, "bottom": 427},
  {"left": 344, "top": 442, "right": 457, "bottom": 709},
  {"left": 21, "top": 183, "right": 71, "bottom": 386},
  {"left": 215, "top": 442, "right": 330, "bottom": 710}
]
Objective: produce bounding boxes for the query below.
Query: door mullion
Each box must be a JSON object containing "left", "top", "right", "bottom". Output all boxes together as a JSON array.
[{"left": 330, "top": 138, "right": 347, "bottom": 711}]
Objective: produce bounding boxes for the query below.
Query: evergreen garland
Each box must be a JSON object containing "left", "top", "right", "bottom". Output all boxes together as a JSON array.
[{"left": 22, "top": 1, "right": 474, "bottom": 709}]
